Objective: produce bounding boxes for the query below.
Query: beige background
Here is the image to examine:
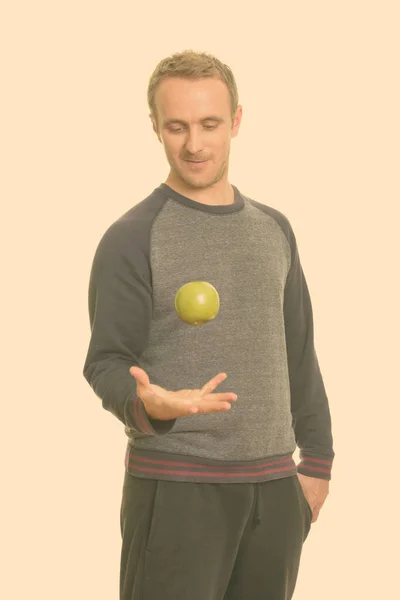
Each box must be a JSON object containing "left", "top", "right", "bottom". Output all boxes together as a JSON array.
[{"left": 2, "top": 1, "right": 399, "bottom": 598}]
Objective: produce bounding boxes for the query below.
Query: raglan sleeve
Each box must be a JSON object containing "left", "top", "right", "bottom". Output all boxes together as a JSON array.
[
  {"left": 283, "top": 222, "right": 335, "bottom": 480},
  {"left": 82, "top": 220, "right": 175, "bottom": 436}
]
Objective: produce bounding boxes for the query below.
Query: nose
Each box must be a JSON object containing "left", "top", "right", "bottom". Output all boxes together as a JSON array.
[{"left": 185, "top": 129, "right": 204, "bottom": 156}]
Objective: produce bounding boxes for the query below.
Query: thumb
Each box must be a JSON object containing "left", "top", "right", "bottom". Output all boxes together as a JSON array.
[{"left": 129, "top": 366, "right": 150, "bottom": 388}]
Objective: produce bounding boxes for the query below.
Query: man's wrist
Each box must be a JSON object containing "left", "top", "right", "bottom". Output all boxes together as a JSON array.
[{"left": 297, "top": 453, "right": 334, "bottom": 480}]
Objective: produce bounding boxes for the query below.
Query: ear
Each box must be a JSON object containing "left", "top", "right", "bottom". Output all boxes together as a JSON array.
[{"left": 231, "top": 105, "right": 243, "bottom": 139}]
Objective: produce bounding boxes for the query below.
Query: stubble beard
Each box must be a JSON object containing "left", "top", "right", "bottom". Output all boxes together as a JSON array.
[{"left": 171, "top": 154, "right": 229, "bottom": 191}]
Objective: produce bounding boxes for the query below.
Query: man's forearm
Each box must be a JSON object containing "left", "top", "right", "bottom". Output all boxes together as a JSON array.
[{"left": 290, "top": 348, "right": 334, "bottom": 479}]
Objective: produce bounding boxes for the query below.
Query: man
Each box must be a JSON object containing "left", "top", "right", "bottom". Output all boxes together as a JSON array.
[{"left": 83, "top": 49, "right": 334, "bottom": 600}]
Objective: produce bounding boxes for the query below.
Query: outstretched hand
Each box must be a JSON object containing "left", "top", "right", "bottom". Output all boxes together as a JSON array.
[{"left": 129, "top": 366, "right": 237, "bottom": 421}]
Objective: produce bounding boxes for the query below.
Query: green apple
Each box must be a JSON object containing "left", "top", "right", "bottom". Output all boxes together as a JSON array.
[{"left": 175, "top": 281, "right": 220, "bottom": 326}]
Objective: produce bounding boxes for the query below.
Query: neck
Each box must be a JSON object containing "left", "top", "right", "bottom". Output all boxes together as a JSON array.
[{"left": 163, "top": 176, "right": 234, "bottom": 206}]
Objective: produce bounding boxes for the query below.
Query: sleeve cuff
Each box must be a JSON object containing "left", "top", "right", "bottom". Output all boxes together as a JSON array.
[
  {"left": 124, "top": 394, "right": 176, "bottom": 435},
  {"left": 297, "top": 453, "right": 334, "bottom": 480}
]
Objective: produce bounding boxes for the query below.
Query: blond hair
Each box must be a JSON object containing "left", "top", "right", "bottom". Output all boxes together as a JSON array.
[{"left": 147, "top": 49, "right": 239, "bottom": 131}]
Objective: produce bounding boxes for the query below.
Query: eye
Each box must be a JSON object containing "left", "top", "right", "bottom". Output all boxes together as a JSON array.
[{"left": 168, "top": 124, "right": 218, "bottom": 133}]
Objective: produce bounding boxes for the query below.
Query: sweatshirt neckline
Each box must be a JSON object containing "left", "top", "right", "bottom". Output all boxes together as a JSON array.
[{"left": 157, "top": 183, "right": 244, "bottom": 214}]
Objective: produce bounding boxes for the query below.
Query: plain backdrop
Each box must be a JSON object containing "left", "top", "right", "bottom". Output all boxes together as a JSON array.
[{"left": 1, "top": 1, "right": 399, "bottom": 599}]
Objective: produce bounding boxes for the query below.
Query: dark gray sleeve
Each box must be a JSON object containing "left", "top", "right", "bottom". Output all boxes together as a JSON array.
[
  {"left": 283, "top": 223, "right": 335, "bottom": 480},
  {"left": 82, "top": 218, "right": 175, "bottom": 435}
]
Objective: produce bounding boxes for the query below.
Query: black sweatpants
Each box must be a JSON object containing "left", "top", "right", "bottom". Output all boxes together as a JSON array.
[{"left": 119, "top": 472, "right": 312, "bottom": 600}]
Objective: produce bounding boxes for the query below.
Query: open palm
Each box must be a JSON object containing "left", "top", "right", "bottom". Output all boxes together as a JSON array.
[{"left": 129, "top": 366, "right": 237, "bottom": 420}]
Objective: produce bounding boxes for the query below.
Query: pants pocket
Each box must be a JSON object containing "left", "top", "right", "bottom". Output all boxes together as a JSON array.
[
  {"left": 301, "top": 487, "right": 313, "bottom": 521},
  {"left": 145, "top": 480, "right": 164, "bottom": 553},
  {"left": 294, "top": 475, "right": 313, "bottom": 530}
]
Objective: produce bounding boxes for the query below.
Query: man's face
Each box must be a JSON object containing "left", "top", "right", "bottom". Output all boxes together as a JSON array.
[{"left": 151, "top": 77, "right": 242, "bottom": 190}]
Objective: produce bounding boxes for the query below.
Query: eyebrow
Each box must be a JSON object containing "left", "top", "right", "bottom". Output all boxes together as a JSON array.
[{"left": 163, "top": 116, "right": 225, "bottom": 127}]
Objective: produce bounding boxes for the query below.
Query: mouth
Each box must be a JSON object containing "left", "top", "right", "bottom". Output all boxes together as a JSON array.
[{"left": 185, "top": 159, "right": 208, "bottom": 167}]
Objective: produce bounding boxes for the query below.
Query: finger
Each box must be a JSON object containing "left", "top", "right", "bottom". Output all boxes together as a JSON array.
[
  {"left": 202, "top": 392, "right": 237, "bottom": 403},
  {"left": 191, "top": 393, "right": 237, "bottom": 414},
  {"left": 129, "top": 366, "right": 150, "bottom": 387},
  {"left": 190, "top": 401, "right": 233, "bottom": 414},
  {"left": 200, "top": 372, "right": 227, "bottom": 395},
  {"left": 311, "top": 503, "right": 322, "bottom": 523}
]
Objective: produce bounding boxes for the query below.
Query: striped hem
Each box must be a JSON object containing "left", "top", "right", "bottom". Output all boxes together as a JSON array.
[
  {"left": 134, "top": 396, "right": 154, "bottom": 433},
  {"left": 125, "top": 396, "right": 156, "bottom": 434},
  {"left": 124, "top": 446, "right": 298, "bottom": 483},
  {"left": 297, "top": 455, "right": 333, "bottom": 480}
]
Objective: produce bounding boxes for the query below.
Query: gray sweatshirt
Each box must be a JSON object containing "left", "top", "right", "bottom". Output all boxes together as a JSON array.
[{"left": 83, "top": 183, "right": 334, "bottom": 483}]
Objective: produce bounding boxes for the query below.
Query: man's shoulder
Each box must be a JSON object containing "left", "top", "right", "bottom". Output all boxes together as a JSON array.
[
  {"left": 114, "top": 187, "right": 166, "bottom": 227},
  {"left": 103, "top": 187, "right": 166, "bottom": 235},
  {"left": 241, "top": 192, "right": 294, "bottom": 243},
  {"left": 92, "top": 187, "right": 167, "bottom": 260}
]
